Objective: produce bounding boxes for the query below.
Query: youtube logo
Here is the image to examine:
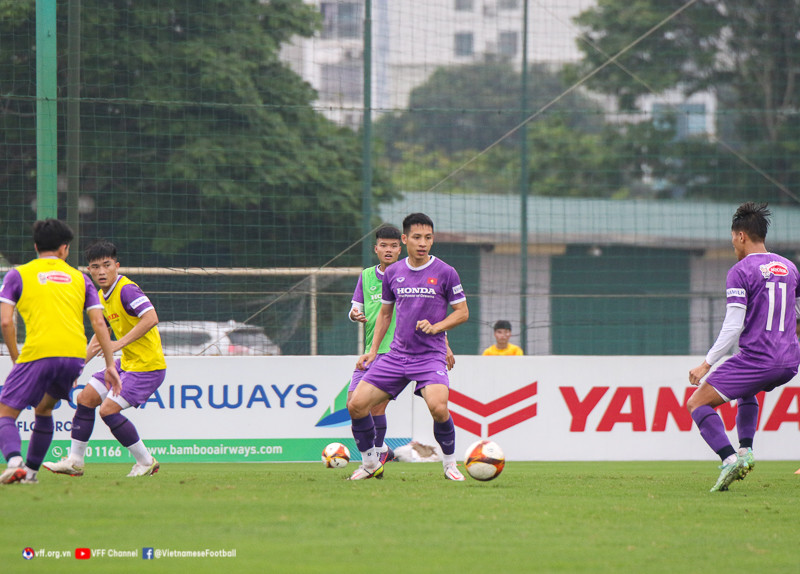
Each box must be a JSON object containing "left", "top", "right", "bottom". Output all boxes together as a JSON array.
[{"left": 75, "top": 548, "right": 91, "bottom": 560}]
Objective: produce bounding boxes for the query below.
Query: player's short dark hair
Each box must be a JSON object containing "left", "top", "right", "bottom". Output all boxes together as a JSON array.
[
  {"left": 732, "top": 202, "right": 771, "bottom": 242},
  {"left": 402, "top": 213, "right": 434, "bottom": 234},
  {"left": 493, "top": 320, "right": 512, "bottom": 331},
  {"left": 84, "top": 240, "right": 118, "bottom": 263},
  {"left": 33, "top": 219, "right": 74, "bottom": 252},
  {"left": 375, "top": 224, "right": 401, "bottom": 241}
]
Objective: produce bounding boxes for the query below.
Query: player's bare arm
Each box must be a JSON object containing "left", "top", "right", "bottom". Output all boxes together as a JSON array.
[
  {"left": 85, "top": 334, "right": 102, "bottom": 363},
  {"left": 0, "top": 302, "right": 19, "bottom": 363},
  {"left": 110, "top": 308, "right": 159, "bottom": 353},
  {"left": 357, "top": 302, "right": 393, "bottom": 369},
  {"left": 88, "top": 307, "right": 122, "bottom": 395},
  {"left": 416, "top": 300, "right": 469, "bottom": 335}
]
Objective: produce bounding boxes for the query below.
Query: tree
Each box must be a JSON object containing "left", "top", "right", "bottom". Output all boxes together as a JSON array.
[
  {"left": 567, "top": 0, "right": 800, "bottom": 145},
  {"left": 379, "top": 111, "right": 666, "bottom": 199},
  {"left": 564, "top": 0, "right": 800, "bottom": 203},
  {"left": 376, "top": 61, "right": 605, "bottom": 159},
  {"left": 375, "top": 61, "right": 635, "bottom": 197},
  {"left": 0, "top": 0, "right": 394, "bottom": 266}
]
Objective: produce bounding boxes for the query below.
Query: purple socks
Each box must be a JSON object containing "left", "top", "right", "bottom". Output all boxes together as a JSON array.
[
  {"left": 692, "top": 405, "right": 735, "bottom": 460},
  {"left": 26, "top": 415, "right": 55, "bottom": 471},
  {"left": 0, "top": 416, "right": 22, "bottom": 462},
  {"left": 351, "top": 414, "right": 375, "bottom": 453},
  {"left": 433, "top": 416, "right": 456, "bottom": 456},
  {"left": 72, "top": 403, "right": 97, "bottom": 442},
  {"left": 101, "top": 413, "right": 140, "bottom": 448},
  {"left": 736, "top": 396, "right": 758, "bottom": 449},
  {"left": 372, "top": 414, "right": 387, "bottom": 448}
]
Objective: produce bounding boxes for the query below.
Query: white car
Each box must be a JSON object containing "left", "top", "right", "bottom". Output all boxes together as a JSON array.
[{"left": 158, "top": 320, "right": 281, "bottom": 356}]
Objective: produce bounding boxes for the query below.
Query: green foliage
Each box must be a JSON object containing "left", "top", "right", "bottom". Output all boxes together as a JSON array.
[
  {"left": 564, "top": 0, "right": 800, "bottom": 203},
  {"left": 0, "top": 0, "right": 395, "bottom": 266},
  {"left": 567, "top": 0, "right": 800, "bottom": 142},
  {"left": 377, "top": 62, "right": 604, "bottom": 159},
  {"left": 376, "top": 62, "right": 620, "bottom": 197}
]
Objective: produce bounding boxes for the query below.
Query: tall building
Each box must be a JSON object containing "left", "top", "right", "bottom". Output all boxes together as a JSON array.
[{"left": 281, "top": 0, "right": 595, "bottom": 128}]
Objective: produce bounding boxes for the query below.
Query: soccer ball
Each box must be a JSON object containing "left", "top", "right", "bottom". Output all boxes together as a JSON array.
[
  {"left": 464, "top": 440, "right": 505, "bottom": 481},
  {"left": 321, "top": 442, "right": 350, "bottom": 468}
]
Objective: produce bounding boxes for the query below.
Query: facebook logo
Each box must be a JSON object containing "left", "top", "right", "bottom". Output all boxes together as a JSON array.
[{"left": 142, "top": 548, "right": 154, "bottom": 560}]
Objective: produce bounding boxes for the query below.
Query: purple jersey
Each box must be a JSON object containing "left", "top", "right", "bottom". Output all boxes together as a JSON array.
[
  {"left": 381, "top": 256, "right": 465, "bottom": 357},
  {"left": 725, "top": 252, "right": 800, "bottom": 367}
]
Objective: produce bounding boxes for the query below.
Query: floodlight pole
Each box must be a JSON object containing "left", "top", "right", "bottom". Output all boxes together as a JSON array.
[
  {"left": 361, "top": 0, "right": 373, "bottom": 268},
  {"left": 66, "top": 0, "right": 82, "bottom": 265},
  {"left": 519, "top": 0, "right": 530, "bottom": 352},
  {"left": 36, "top": 0, "right": 58, "bottom": 220}
]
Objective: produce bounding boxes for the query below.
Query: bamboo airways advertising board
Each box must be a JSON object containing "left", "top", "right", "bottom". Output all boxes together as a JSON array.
[{"left": 6, "top": 356, "right": 800, "bottom": 463}]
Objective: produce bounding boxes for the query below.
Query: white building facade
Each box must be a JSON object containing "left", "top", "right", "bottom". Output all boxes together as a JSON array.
[{"left": 281, "top": 0, "right": 596, "bottom": 128}]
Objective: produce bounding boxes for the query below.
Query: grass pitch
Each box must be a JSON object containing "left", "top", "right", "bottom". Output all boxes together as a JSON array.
[{"left": 4, "top": 461, "right": 799, "bottom": 573}]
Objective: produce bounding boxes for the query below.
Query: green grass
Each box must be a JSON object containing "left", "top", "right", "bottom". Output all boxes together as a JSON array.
[{"left": 4, "top": 461, "right": 800, "bottom": 573}]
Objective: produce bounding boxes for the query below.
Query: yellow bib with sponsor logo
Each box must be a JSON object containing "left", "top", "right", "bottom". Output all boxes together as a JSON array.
[
  {"left": 101, "top": 276, "right": 166, "bottom": 372},
  {"left": 15, "top": 258, "right": 90, "bottom": 362}
]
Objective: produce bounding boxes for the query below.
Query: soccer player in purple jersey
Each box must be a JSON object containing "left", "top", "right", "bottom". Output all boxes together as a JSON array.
[
  {"left": 347, "top": 225, "right": 456, "bottom": 466},
  {"left": 687, "top": 203, "right": 800, "bottom": 492},
  {"left": 347, "top": 213, "right": 469, "bottom": 481},
  {"left": 0, "top": 220, "right": 121, "bottom": 485}
]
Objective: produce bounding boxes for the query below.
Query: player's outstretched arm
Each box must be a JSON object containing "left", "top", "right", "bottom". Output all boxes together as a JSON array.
[
  {"left": 112, "top": 308, "right": 159, "bottom": 352},
  {"left": 85, "top": 334, "right": 102, "bottom": 363},
  {"left": 0, "top": 302, "right": 19, "bottom": 363},
  {"left": 88, "top": 307, "right": 122, "bottom": 395},
  {"left": 357, "top": 303, "right": 393, "bottom": 369}
]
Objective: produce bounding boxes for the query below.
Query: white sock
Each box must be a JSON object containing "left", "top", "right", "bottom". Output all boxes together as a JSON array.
[
  {"left": 127, "top": 440, "right": 153, "bottom": 466},
  {"left": 8, "top": 455, "right": 23, "bottom": 468},
  {"left": 376, "top": 444, "right": 388, "bottom": 453},
  {"left": 442, "top": 453, "right": 457, "bottom": 466},
  {"left": 362, "top": 447, "right": 379, "bottom": 469},
  {"left": 723, "top": 454, "right": 737, "bottom": 465},
  {"left": 25, "top": 467, "right": 37, "bottom": 481},
  {"left": 70, "top": 439, "right": 88, "bottom": 465},
  {"left": 738, "top": 447, "right": 751, "bottom": 456}
]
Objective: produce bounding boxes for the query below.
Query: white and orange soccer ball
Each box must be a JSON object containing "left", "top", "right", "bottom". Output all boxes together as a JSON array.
[
  {"left": 321, "top": 442, "right": 351, "bottom": 468},
  {"left": 464, "top": 440, "right": 505, "bottom": 481}
]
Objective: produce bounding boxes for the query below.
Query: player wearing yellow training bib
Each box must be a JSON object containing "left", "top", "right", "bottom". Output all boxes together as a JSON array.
[
  {"left": 0, "top": 219, "right": 120, "bottom": 485},
  {"left": 44, "top": 241, "right": 165, "bottom": 479}
]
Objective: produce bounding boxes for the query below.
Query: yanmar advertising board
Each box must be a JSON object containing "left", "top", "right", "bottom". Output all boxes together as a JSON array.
[{"left": 5, "top": 356, "right": 800, "bottom": 462}]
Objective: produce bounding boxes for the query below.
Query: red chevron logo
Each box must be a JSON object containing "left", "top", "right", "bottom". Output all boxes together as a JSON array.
[{"left": 450, "top": 382, "right": 538, "bottom": 436}]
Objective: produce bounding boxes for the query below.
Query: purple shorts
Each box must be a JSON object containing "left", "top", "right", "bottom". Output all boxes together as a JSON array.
[
  {"left": 92, "top": 359, "right": 166, "bottom": 408},
  {"left": 707, "top": 354, "right": 798, "bottom": 401},
  {"left": 349, "top": 353, "right": 388, "bottom": 392},
  {"left": 0, "top": 357, "right": 85, "bottom": 410},
  {"left": 349, "top": 365, "right": 366, "bottom": 392},
  {"left": 361, "top": 350, "right": 449, "bottom": 399}
]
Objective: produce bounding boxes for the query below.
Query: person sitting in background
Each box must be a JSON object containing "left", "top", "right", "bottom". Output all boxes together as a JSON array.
[{"left": 482, "top": 320, "right": 524, "bottom": 356}]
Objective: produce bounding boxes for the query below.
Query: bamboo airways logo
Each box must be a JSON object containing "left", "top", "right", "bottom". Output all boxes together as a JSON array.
[
  {"left": 449, "top": 382, "right": 538, "bottom": 437},
  {"left": 315, "top": 382, "right": 351, "bottom": 428}
]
